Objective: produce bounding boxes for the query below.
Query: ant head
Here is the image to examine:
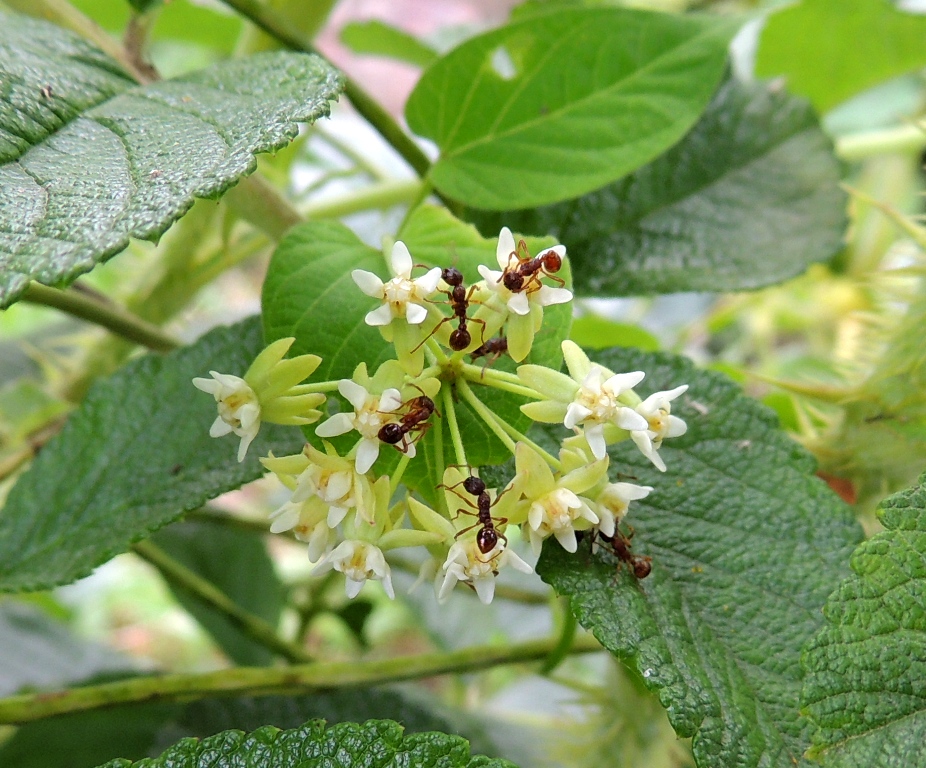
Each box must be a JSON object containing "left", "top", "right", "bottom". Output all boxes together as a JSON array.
[
  {"left": 442, "top": 266, "right": 464, "bottom": 287},
  {"left": 476, "top": 527, "right": 498, "bottom": 554},
  {"left": 449, "top": 327, "right": 472, "bottom": 351},
  {"left": 462, "top": 475, "right": 486, "bottom": 495},
  {"left": 541, "top": 250, "right": 562, "bottom": 272},
  {"left": 503, "top": 271, "right": 524, "bottom": 292},
  {"left": 377, "top": 422, "right": 404, "bottom": 444}
]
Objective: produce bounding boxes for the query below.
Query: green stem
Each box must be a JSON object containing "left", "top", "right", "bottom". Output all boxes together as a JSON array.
[
  {"left": 442, "top": 385, "right": 467, "bottom": 467},
  {"left": 133, "top": 541, "right": 312, "bottom": 664},
  {"left": 314, "top": 125, "right": 391, "bottom": 182},
  {"left": 478, "top": 366, "right": 534, "bottom": 387},
  {"left": 836, "top": 123, "right": 926, "bottom": 162},
  {"left": 397, "top": 179, "right": 435, "bottom": 234},
  {"left": 457, "top": 380, "right": 517, "bottom": 454},
  {"left": 461, "top": 363, "right": 542, "bottom": 399},
  {"left": 539, "top": 597, "right": 578, "bottom": 675},
  {"left": 216, "top": 0, "right": 432, "bottom": 180},
  {"left": 23, "top": 284, "right": 178, "bottom": 352},
  {"left": 224, "top": 175, "right": 302, "bottom": 240},
  {"left": 0, "top": 635, "right": 601, "bottom": 724},
  {"left": 426, "top": 336, "right": 450, "bottom": 365},
  {"left": 304, "top": 179, "right": 425, "bottom": 220},
  {"left": 300, "top": 380, "right": 344, "bottom": 394},
  {"left": 390, "top": 453, "right": 412, "bottom": 494}
]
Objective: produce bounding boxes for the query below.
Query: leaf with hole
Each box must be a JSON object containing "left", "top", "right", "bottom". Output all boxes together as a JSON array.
[
  {"left": 0, "top": 318, "right": 305, "bottom": 593},
  {"left": 406, "top": 7, "right": 736, "bottom": 209},
  {"left": 0, "top": 10, "right": 342, "bottom": 308},
  {"left": 537, "top": 346, "right": 862, "bottom": 768}
]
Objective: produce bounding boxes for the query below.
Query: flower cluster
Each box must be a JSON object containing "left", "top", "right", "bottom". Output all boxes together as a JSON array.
[{"left": 194, "top": 227, "right": 690, "bottom": 604}]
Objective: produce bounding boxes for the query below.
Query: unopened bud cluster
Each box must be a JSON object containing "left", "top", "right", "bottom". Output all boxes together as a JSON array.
[{"left": 195, "top": 228, "right": 688, "bottom": 603}]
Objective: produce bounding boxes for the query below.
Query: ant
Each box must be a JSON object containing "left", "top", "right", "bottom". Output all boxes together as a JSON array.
[
  {"left": 469, "top": 336, "right": 508, "bottom": 378},
  {"left": 499, "top": 239, "right": 565, "bottom": 294},
  {"left": 597, "top": 528, "right": 652, "bottom": 579},
  {"left": 378, "top": 391, "right": 437, "bottom": 454},
  {"left": 439, "top": 471, "right": 509, "bottom": 556},
  {"left": 415, "top": 267, "right": 486, "bottom": 352}
]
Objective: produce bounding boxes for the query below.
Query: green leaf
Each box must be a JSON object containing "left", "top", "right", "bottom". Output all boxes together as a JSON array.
[
  {"left": 801, "top": 474, "right": 926, "bottom": 766},
  {"left": 261, "top": 211, "right": 571, "bottom": 501},
  {"left": 755, "top": 0, "right": 926, "bottom": 113},
  {"left": 569, "top": 316, "right": 659, "bottom": 351},
  {"left": 0, "top": 10, "right": 342, "bottom": 308},
  {"left": 151, "top": 520, "right": 285, "bottom": 666},
  {"left": 98, "top": 719, "right": 516, "bottom": 768},
  {"left": 470, "top": 78, "right": 847, "bottom": 296},
  {"left": 0, "top": 318, "right": 305, "bottom": 593},
  {"left": 0, "top": 601, "right": 135, "bottom": 696},
  {"left": 340, "top": 21, "right": 438, "bottom": 68},
  {"left": 156, "top": 689, "right": 499, "bottom": 759},
  {"left": 537, "top": 346, "right": 863, "bottom": 768},
  {"left": 405, "top": 7, "right": 735, "bottom": 210},
  {"left": 0, "top": 699, "right": 178, "bottom": 768}
]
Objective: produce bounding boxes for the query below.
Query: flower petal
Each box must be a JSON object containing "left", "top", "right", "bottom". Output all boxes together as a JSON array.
[
  {"left": 405, "top": 302, "right": 428, "bottom": 325},
  {"left": 535, "top": 285, "right": 573, "bottom": 307},
  {"left": 472, "top": 574, "right": 496, "bottom": 604},
  {"left": 365, "top": 303, "right": 394, "bottom": 326},
  {"left": 315, "top": 412, "right": 354, "bottom": 438},
  {"left": 415, "top": 267, "right": 442, "bottom": 296},
  {"left": 380, "top": 388, "right": 403, "bottom": 412},
  {"left": 616, "top": 407, "right": 648, "bottom": 431},
  {"left": 507, "top": 291, "right": 530, "bottom": 316},
  {"left": 667, "top": 415, "right": 688, "bottom": 438},
  {"left": 564, "top": 402, "right": 593, "bottom": 430},
  {"left": 496, "top": 227, "right": 517, "bottom": 269},
  {"left": 604, "top": 371, "right": 646, "bottom": 395},
  {"left": 390, "top": 241, "right": 413, "bottom": 277},
  {"left": 562, "top": 341, "right": 591, "bottom": 382},
  {"left": 553, "top": 528, "right": 578, "bottom": 553},
  {"left": 355, "top": 438, "right": 380, "bottom": 474},
  {"left": 584, "top": 424, "right": 607, "bottom": 460},
  {"left": 351, "top": 269, "right": 385, "bottom": 298}
]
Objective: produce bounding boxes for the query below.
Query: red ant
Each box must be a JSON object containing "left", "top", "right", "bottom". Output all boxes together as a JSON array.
[
  {"left": 499, "top": 239, "right": 565, "bottom": 294},
  {"left": 414, "top": 267, "right": 486, "bottom": 353},
  {"left": 378, "top": 391, "right": 437, "bottom": 454},
  {"left": 439, "top": 472, "right": 509, "bottom": 557},
  {"left": 597, "top": 528, "right": 652, "bottom": 579}
]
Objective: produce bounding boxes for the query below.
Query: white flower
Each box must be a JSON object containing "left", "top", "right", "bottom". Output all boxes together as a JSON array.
[
  {"left": 519, "top": 341, "right": 648, "bottom": 459},
  {"left": 477, "top": 227, "right": 572, "bottom": 317},
  {"left": 438, "top": 538, "right": 532, "bottom": 605},
  {"left": 314, "top": 540, "right": 395, "bottom": 599},
  {"left": 315, "top": 379, "right": 403, "bottom": 473},
  {"left": 630, "top": 386, "right": 688, "bottom": 472},
  {"left": 592, "top": 482, "right": 653, "bottom": 538},
  {"left": 267, "top": 500, "right": 335, "bottom": 561},
  {"left": 475, "top": 228, "right": 572, "bottom": 362},
  {"left": 352, "top": 241, "right": 442, "bottom": 327},
  {"left": 514, "top": 443, "right": 607, "bottom": 556},
  {"left": 192, "top": 372, "right": 260, "bottom": 462}
]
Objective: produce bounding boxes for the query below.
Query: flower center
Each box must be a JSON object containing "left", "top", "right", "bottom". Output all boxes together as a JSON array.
[
  {"left": 383, "top": 277, "right": 415, "bottom": 312},
  {"left": 354, "top": 399, "right": 389, "bottom": 438}
]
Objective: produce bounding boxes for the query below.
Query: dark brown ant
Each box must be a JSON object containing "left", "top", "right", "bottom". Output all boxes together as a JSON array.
[
  {"left": 597, "top": 528, "right": 652, "bottom": 579},
  {"left": 469, "top": 336, "right": 508, "bottom": 378},
  {"left": 499, "top": 239, "right": 565, "bottom": 293},
  {"left": 414, "top": 267, "right": 486, "bottom": 352},
  {"left": 40, "top": 85, "right": 53, "bottom": 99},
  {"left": 439, "top": 472, "right": 509, "bottom": 556},
  {"left": 377, "top": 392, "right": 436, "bottom": 454}
]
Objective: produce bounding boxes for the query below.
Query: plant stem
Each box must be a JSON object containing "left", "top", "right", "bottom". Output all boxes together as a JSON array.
[
  {"left": 539, "top": 597, "right": 578, "bottom": 675},
  {"left": 224, "top": 174, "right": 302, "bottom": 240},
  {"left": 216, "top": 0, "right": 432, "bottom": 180},
  {"left": 314, "top": 125, "right": 391, "bottom": 182},
  {"left": 836, "top": 123, "right": 926, "bottom": 162},
  {"left": 0, "top": 634, "right": 601, "bottom": 724},
  {"left": 133, "top": 540, "right": 313, "bottom": 664},
  {"left": 23, "top": 284, "right": 179, "bottom": 352},
  {"left": 304, "top": 180, "right": 424, "bottom": 220},
  {"left": 300, "top": 380, "right": 344, "bottom": 394},
  {"left": 442, "top": 385, "right": 467, "bottom": 467},
  {"left": 390, "top": 453, "right": 412, "bottom": 494},
  {"left": 461, "top": 363, "right": 542, "bottom": 399}
]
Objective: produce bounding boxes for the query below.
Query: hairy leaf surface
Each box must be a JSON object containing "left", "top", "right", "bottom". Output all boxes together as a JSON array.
[
  {"left": 538, "top": 347, "right": 862, "bottom": 767},
  {"left": 471, "top": 78, "right": 846, "bottom": 295},
  {"left": 0, "top": 10, "right": 342, "bottom": 308},
  {"left": 406, "top": 7, "right": 734, "bottom": 209},
  {"left": 801, "top": 474, "right": 926, "bottom": 767},
  {"left": 0, "top": 319, "right": 304, "bottom": 592}
]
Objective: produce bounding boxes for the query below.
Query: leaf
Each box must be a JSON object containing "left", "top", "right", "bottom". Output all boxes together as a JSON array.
[
  {"left": 470, "top": 78, "right": 847, "bottom": 296},
  {"left": 0, "top": 10, "right": 342, "bottom": 308},
  {"left": 405, "top": 7, "right": 735, "bottom": 210},
  {"left": 0, "top": 699, "right": 178, "bottom": 768},
  {"left": 151, "top": 520, "right": 285, "bottom": 666},
  {"left": 536, "top": 346, "right": 863, "bottom": 768},
  {"left": 154, "top": 689, "right": 499, "bottom": 759},
  {"left": 801, "top": 474, "right": 926, "bottom": 766},
  {"left": 0, "top": 318, "right": 305, "bottom": 593},
  {"left": 755, "top": 0, "right": 926, "bottom": 113},
  {"left": 0, "top": 601, "right": 135, "bottom": 696},
  {"left": 261, "top": 211, "right": 571, "bottom": 501},
  {"left": 98, "top": 719, "right": 516, "bottom": 768},
  {"left": 569, "top": 316, "right": 659, "bottom": 351},
  {"left": 340, "top": 21, "right": 438, "bottom": 68}
]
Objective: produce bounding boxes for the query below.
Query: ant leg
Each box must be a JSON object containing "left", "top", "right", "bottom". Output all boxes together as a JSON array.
[
  {"left": 452, "top": 511, "right": 480, "bottom": 527},
  {"left": 412, "top": 315, "right": 452, "bottom": 353},
  {"left": 437, "top": 482, "right": 480, "bottom": 510},
  {"left": 469, "top": 316, "right": 488, "bottom": 347},
  {"left": 542, "top": 271, "right": 566, "bottom": 288}
]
